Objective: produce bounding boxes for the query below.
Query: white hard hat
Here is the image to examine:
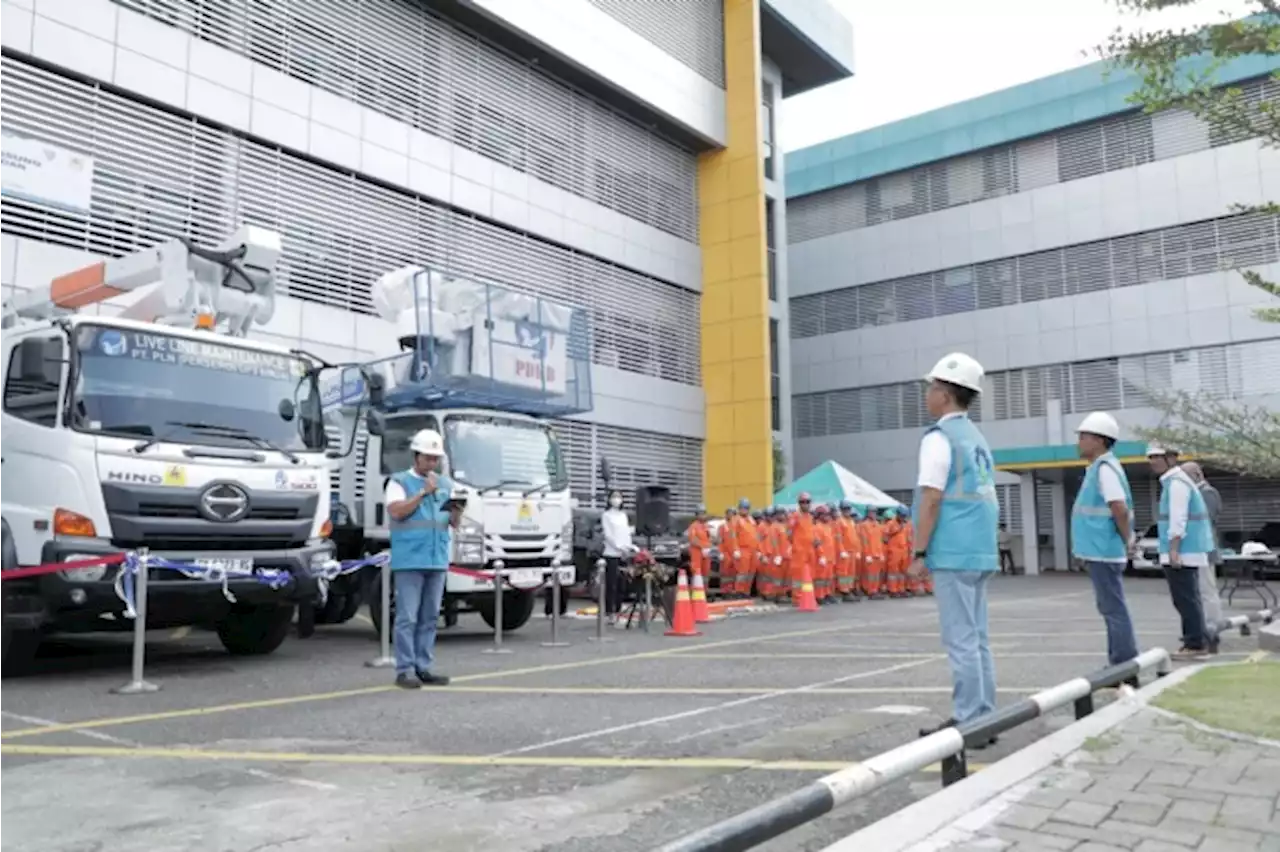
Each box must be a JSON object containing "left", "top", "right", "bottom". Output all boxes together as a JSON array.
[
  {"left": 1145, "top": 443, "right": 1170, "bottom": 457},
  {"left": 925, "top": 352, "right": 985, "bottom": 393},
  {"left": 409, "top": 428, "right": 445, "bottom": 456},
  {"left": 1077, "top": 412, "right": 1120, "bottom": 440}
]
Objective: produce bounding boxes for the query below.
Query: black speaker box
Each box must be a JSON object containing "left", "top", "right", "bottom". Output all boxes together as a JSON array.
[{"left": 634, "top": 485, "right": 671, "bottom": 537}]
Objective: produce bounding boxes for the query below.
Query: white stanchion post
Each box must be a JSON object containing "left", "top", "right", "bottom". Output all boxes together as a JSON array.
[
  {"left": 365, "top": 556, "right": 395, "bottom": 668},
  {"left": 543, "top": 558, "right": 569, "bottom": 648},
  {"left": 642, "top": 574, "right": 653, "bottom": 633},
  {"left": 590, "top": 558, "right": 612, "bottom": 643},
  {"left": 113, "top": 548, "right": 159, "bottom": 695},
  {"left": 483, "top": 560, "right": 511, "bottom": 655}
]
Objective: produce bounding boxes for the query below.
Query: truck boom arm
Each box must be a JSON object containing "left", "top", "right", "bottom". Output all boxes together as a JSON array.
[{"left": 2, "top": 225, "right": 283, "bottom": 337}]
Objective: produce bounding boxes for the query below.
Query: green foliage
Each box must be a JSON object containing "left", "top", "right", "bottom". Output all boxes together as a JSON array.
[
  {"left": 1102, "top": 3, "right": 1280, "bottom": 472},
  {"left": 772, "top": 437, "right": 787, "bottom": 494}
]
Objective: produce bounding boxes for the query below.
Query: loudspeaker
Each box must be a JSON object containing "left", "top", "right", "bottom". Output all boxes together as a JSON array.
[{"left": 634, "top": 485, "right": 672, "bottom": 537}]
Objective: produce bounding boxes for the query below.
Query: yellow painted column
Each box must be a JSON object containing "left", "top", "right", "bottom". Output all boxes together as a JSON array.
[{"left": 699, "top": 0, "right": 772, "bottom": 513}]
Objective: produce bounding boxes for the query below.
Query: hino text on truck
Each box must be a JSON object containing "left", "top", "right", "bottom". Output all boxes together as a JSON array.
[
  {"left": 324, "top": 265, "right": 591, "bottom": 635},
  {"left": 0, "top": 226, "right": 351, "bottom": 667}
]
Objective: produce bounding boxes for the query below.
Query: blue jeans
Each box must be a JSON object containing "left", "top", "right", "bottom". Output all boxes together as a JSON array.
[
  {"left": 1085, "top": 561, "right": 1139, "bottom": 665},
  {"left": 933, "top": 570, "right": 997, "bottom": 724},
  {"left": 1163, "top": 566, "right": 1207, "bottom": 651},
  {"left": 393, "top": 569, "right": 447, "bottom": 676}
]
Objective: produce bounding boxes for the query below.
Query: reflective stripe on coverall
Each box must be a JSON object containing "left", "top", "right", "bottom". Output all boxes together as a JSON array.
[
  {"left": 757, "top": 520, "right": 778, "bottom": 598},
  {"left": 733, "top": 514, "right": 759, "bottom": 596},
  {"left": 718, "top": 518, "right": 737, "bottom": 594},
  {"left": 815, "top": 520, "right": 836, "bottom": 600},
  {"left": 861, "top": 519, "right": 886, "bottom": 596},
  {"left": 885, "top": 517, "right": 908, "bottom": 596},
  {"left": 688, "top": 519, "right": 712, "bottom": 578},
  {"left": 835, "top": 515, "right": 860, "bottom": 596},
  {"left": 790, "top": 511, "right": 816, "bottom": 598}
]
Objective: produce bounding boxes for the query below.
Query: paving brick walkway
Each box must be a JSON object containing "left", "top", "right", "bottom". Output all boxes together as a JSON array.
[{"left": 904, "top": 708, "right": 1280, "bottom": 852}]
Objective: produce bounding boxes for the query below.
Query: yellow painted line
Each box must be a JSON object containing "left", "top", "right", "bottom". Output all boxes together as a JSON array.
[
  {"left": 1245, "top": 649, "right": 1271, "bottom": 663},
  {"left": 396, "top": 685, "right": 1045, "bottom": 696},
  {"left": 0, "top": 621, "right": 898, "bottom": 741},
  {"left": 1, "top": 590, "right": 1088, "bottom": 742},
  {"left": 168, "top": 626, "right": 191, "bottom": 641},
  {"left": 674, "top": 652, "right": 1142, "bottom": 660},
  {"left": 0, "top": 743, "right": 985, "bottom": 775}
]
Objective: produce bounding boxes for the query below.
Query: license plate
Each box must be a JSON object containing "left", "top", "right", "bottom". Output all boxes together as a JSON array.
[
  {"left": 506, "top": 568, "right": 543, "bottom": 586},
  {"left": 194, "top": 557, "right": 254, "bottom": 575}
]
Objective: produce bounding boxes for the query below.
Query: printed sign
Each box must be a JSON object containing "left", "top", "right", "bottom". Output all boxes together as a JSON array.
[
  {"left": 320, "top": 372, "right": 366, "bottom": 411},
  {"left": 471, "top": 318, "right": 568, "bottom": 395},
  {"left": 163, "top": 465, "right": 187, "bottom": 487},
  {"left": 91, "top": 329, "right": 300, "bottom": 381},
  {"left": 1, "top": 131, "right": 95, "bottom": 213}
]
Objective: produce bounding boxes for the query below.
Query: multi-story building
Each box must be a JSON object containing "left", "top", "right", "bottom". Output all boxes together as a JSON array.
[
  {"left": 0, "top": 0, "right": 852, "bottom": 513},
  {"left": 786, "top": 56, "right": 1280, "bottom": 572}
]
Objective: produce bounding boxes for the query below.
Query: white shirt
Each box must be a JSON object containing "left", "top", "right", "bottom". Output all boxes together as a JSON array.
[
  {"left": 916, "top": 412, "right": 966, "bottom": 490},
  {"left": 1159, "top": 467, "right": 1207, "bottom": 568},
  {"left": 385, "top": 479, "right": 408, "bottom": 505},
  {"left": 1090, "top": 461, "right": 1131, "bottom": 564},
  {"left": 601, "top": 508, "right": 633, "bottom": 557}
]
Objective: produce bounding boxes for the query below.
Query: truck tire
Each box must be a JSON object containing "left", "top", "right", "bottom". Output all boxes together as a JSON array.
[
  {"left": 0, "top": 626, "right": 39, "bottom": 675},
  {"left": 216, "top": 604, "right": 295, "bottom": 656},
  {"left": 479, "top": 590, "right": 535, "bottom": 633}
]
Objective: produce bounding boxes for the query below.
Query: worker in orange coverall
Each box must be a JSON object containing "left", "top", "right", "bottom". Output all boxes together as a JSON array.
[
  {"left": 732, "top": 499, "right": 759, "bottom": 598},
  {"left": 835, "top": 501, "right": 861, "bottom": 602},
  {"left": 717, "top": 507, "right": 738, "bottom": 598},
  {"left": 789, "top": 494, "right": 816, "bottom": 601},
  {"left": 883, "top": 507, "right": 909, "bottom": 597},
  {"left": 813, "top": 505, "right": 838, "bottom": 603},
  {"left": 860, "top": 509, "right": 887, "bottom": 598},
  {"left": 756, "top": 509, "right": 777, "bottom": 599},
  {"left": 771, "top": 507, "right": 792, "bottom": 603},
  {"left": 902, "top": 514, "right": 932, "bottom": 596},
  {"left": 687, "top": 505, "right": 712, "bottom": 579}
]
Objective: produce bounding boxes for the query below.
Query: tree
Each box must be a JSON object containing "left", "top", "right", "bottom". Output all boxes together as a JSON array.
[
  {"left": 772, "top": 436, "right": 787, "bottom": 495},
  {"left": 1100, "top": 1, "right": 1280, "bottom": 474}
]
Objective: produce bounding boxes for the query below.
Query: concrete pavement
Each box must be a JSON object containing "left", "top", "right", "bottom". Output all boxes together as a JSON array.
[{"left": 0, "top": 574, "right": 1268, "bottom": 852}]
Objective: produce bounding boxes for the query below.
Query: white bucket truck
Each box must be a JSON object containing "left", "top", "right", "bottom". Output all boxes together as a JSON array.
[
  {"left": 0, "top": 226, "right": 343, "bottom": 666},
  {"left": 326, "top": 266, "right": 588, "bottom": 634}
]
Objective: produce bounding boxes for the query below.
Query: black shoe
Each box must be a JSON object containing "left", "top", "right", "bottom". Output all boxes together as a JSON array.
[
  {"left": 969, "top": 735, "right": 999, "bottom": 750},
  {"left": 417, "top": 670, "right": 451, "bottom": 686},
  {"left": 1124, "top": 676, "right": 1140, "bottom": 689},
  {"left": 919, "top": 717, "right": 957, "bottom": 738},
  {"left": 396, "top": 674, "right": 421, "bottom": 690}
]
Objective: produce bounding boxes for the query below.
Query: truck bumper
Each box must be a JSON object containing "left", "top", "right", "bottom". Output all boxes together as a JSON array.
[{"left": 24, "top": 539, "right": 333, "bottom": 631}]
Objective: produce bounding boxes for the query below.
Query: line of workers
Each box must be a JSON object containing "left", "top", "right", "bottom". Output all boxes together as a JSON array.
[{"left": 685, "top": 494, "right": 933, "bottom": 603}]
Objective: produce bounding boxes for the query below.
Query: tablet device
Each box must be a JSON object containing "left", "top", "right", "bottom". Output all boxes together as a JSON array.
[{"left": 443, "top": 497, "right": 468, "bottom": 513}]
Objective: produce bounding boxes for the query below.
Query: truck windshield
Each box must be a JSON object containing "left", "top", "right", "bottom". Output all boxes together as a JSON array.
[
  {"left": 69, "top": 324, "right": 325, "bottom": 451},
  {"left": 445, "top": 415, "right": 568, "bottom": 492}
]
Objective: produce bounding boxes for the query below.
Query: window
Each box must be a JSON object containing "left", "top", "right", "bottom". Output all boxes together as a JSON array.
[
  {"left": 4, "top": 335, "right": 64, "bottom": 427},
  {"left": 766, "top": 198, "right": 777, "bottom": 301},
  {"left": 762, "top": 81, "right": 775, "bottom": 180},
  {"left": 769, "top": 319, "right": 781, "bottom": 431}
]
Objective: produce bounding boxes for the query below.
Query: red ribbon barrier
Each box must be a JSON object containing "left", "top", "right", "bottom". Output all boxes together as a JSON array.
[{"left": 1, "top": 553, "right": 126, "bottom": 581}]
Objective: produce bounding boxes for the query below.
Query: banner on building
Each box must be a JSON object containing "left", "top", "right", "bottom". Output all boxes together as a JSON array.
[{"left": 1, "top": 130, "right": 95, "bottom": 213}]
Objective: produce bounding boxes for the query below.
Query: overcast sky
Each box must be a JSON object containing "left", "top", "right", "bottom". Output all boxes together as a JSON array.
[{"left": 781, "top": 0, "right": 1255, "bottom": 153}]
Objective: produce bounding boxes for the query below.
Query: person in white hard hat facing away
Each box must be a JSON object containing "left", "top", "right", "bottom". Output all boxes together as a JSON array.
[
  {"left": 385, "top": 428, "right": 460, "bottom": 688},
  {"left": 909, "top": 353, "right": 1001, "bottom": 742},
  {"left": 1146, "top": 445, "right": 1213, "bottom": 660},
  {"left": 1180, "top": 462, "right": 1223, "bottom": 653},
  {"left": 1072, "top": 412, "right": 1140, "bottom": 670}
]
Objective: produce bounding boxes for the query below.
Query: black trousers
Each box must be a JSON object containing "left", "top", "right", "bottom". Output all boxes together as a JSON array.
[
  {"left": 1163, "top": 565, "right": 1207, "bottom": 650},
  {"left": 999, "top": 549, "right": 1015, "bottom": 573},
  {"left": 604, "top": 556, "right": 623, "bottom": 615}
]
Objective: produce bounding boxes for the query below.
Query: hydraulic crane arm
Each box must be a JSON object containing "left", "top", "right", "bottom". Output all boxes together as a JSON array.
[{"left": 1, "top": 225, "right": 283, "bottom": 337}]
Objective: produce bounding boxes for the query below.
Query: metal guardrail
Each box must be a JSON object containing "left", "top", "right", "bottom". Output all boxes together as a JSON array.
[
  {"left": 655, "top": 648, "right": 1171, "bottom": 852},
  {"left": 1217, "top": 608, "right": 1274, "bottom": 637}
]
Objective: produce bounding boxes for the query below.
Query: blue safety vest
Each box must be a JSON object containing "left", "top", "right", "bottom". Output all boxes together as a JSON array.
[
  {"left": 1071, "top": 452, "right": 1133, "bottom": 562},
  {"left": 388, "top": 469, "right": 453, "bottom": 571},
  {"left": 1157, "top": 468, "right": 1214, "bottom": 557},
  {"left": 912, "top": 415, "right": 999, "bottom": 572}
]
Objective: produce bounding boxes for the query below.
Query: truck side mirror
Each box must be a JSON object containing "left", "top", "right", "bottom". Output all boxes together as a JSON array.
[
  {"left": 599, "top": 456, "right": 612, "bottom": 486},
  {"left": 18, "top": 336, "right": 62, "bottom": 386},
  {"left": 365, "top": 371, "right": 386, "bottom": 408},
  {"left": 366, "top": 409, "right": 386, "bottom": 437}
]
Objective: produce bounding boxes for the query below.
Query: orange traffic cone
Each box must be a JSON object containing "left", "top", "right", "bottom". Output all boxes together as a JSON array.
[
  {"left": 665, "top": 570, "right": 703, "bottom": 637},
  {"left": 792, "top": 562, "right": 819, "bottom": 613},
  {"left": 690, "top": 570, "right": 711, "bottom": 623}
]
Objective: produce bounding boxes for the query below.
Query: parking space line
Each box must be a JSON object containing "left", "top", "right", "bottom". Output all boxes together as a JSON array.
[
  {"left": 496, "top": 656, "right": 946, "bottom": 757},
  {"left": 672, "top": 651, "right": 1253, "bottom": 660},
  {"left": 0, "top": 742, "right": 988, "bottom": 775},
  {"left": 428, "top": 686, "right": 1043, "bottom": 695},
  {"left": 0, "top": 590, "right": 1091, "bottom": 743}
]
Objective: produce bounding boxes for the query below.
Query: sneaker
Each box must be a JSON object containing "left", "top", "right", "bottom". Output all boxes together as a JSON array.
[
  {"left": 417, "top": 670, "right": 451, "bottom": 686},
  {"left": 919, "top": 717, "right": 957, "bottom": 738},
  {"left": 1172, "top": 647, "right": 1210, "bottom": 661},
  {"left": 395, "top": 674, "right": 421, "bottom": 690}
]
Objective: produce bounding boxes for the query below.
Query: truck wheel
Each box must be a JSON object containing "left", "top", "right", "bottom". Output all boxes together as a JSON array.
[
  {"left": 0, "top": 626, "right": 39, "bottom": 675},
  {"left": 315, "top": 593, "right": 350, "bottom": 625},
  {"left": 216, "top": 605, "right": 295, "bottom": 656},
  {"left": 479, "top": 590, "right": 535, "bottom": 633}
]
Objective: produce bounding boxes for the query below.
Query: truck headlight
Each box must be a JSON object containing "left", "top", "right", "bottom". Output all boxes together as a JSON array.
[
  {"left": 459, "top": 520, "right": 483, "bottom": 539},
  {"left": 59, "top": 554, "right": 109, "bottom": 583},
  {"left": 455, "top": 541, "right": 484, "bottom": 565}
]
